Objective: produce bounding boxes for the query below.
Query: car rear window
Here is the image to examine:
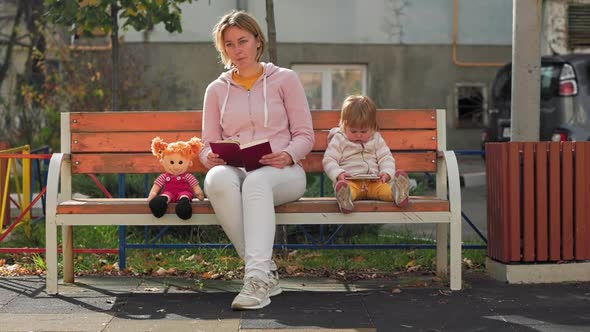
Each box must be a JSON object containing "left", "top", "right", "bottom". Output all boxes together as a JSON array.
[{"left": 492, "top": 63, "right": 563, "bottom": 102}]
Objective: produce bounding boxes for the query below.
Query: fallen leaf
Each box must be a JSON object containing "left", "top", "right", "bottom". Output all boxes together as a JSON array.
[
  {"left": 405, "top": 260, "right": 416, "bottom": 268},
  {"left": 285, "top": 265, "right": 299, "bottom": 274},
  {"left": 391, "top": 288, "right": 402, "bottom": 294},
  {"left": 155, "top": 267, "right": 167, "bottom": 276},
  {"left": 202, "top": 271, "right": 220, "bottom": 279},
  {"left": 353, "top": 256, "right": 365, "bottom": 263}
]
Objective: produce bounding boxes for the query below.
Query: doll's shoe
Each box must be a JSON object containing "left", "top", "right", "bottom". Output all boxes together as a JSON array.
[
  {"left": 334, "top": 180, "right": 354, "bottom": 214},
  {"left": 392, "top": 170, "right": 410, "bottom": 208},
  {"left": 175, "top": 197, "right": 192, "bottom": 220},
  {"left": 149, "top": 196, "right": 168, "bottom": 218}
]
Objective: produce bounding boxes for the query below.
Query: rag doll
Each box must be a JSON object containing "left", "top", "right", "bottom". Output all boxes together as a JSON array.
[{"left": 148, "top": 136, "right": 204, "bottom": 220}]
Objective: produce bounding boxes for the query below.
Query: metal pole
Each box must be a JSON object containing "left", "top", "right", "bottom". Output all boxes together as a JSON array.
[{"left": 511, "top": 0, "right": 542, "bottom": 141}]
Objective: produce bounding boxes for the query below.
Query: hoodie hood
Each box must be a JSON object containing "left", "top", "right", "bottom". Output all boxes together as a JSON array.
[
  {"left": 327, "top": 127, "right": 344, "bottom": 143},
  {"left": 217, "top": 62, "right": 280, "bottom": 128}
]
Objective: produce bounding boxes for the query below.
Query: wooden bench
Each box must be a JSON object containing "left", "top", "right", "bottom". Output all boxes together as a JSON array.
[{"left": 46, "top": 109, "right": 462, "bottom": 294}]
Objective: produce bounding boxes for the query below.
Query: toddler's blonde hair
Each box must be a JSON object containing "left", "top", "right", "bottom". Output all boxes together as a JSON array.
[{"left": 339, "top": 95, "right": 379, "bottom": 131}]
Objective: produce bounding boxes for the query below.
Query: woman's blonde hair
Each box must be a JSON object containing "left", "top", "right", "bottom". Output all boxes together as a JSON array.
[
  {"left": 212, "top": 10, "right": 267, "bottom": 69},
  {"left": 339, "top": 95, "right": 379, "bottom": 131}
]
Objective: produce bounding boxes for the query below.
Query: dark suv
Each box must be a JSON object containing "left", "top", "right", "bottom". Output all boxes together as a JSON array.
[{"left": 482, "top": 54, "right": 590, "bottom": 147}]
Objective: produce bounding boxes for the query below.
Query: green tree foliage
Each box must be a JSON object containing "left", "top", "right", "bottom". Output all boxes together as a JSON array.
[
  {"left": 44, "top": 0, "right": 193, "bottom": 36},
  {"left": 44, "top": 0, "right": 194, "bottom": 111}
]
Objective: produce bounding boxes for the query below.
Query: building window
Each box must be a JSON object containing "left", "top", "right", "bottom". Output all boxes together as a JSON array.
[
  {"left": 454, "top": 83, "right": 486, "bottom": 128},
  {"left": 292, "top": 64, "right": 367, "bottom": 110}
]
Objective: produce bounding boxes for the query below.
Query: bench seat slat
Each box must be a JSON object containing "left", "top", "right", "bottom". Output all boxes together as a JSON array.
[
  {"left": 71, "top": 151, "right": 437, "bottom": 174},
  {"left": 55, "top": 197, "right": 450, "bottom": 214}
]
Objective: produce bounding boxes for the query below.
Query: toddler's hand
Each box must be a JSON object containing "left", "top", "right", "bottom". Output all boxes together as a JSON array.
[
  {"left": 380, "top": 173, "right": 391, "bottom": 183},
  {"left": 337, "top": 172, "right": 351, "bottom": 182}
]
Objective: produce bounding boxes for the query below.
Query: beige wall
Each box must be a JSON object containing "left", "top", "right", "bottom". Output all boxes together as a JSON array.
[{"left": 124, "top": 42, "right": 511, "bottom": 150}]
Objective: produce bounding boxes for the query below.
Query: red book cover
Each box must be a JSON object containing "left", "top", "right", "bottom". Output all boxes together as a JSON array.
[{"left": 210, "top": 139, "right": 272, "bottom": 171}]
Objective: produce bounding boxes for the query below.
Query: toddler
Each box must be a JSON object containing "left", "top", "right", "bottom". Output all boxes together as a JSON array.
[{"left": 322, "top": 95, "right": 410, "bottom": 213}]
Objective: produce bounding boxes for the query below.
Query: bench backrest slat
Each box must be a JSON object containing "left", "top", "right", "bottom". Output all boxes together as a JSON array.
[
  {"left": 64, "top": 110, "right": 441, "bottom": 174},
  {"left": 71, "top": 151, "right": 437, "bottom": 174}
]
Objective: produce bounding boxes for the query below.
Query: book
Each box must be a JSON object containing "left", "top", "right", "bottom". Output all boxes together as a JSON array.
[
  {"left": 210, "top": 138, "right": 272, "bottom": 172},
  {"left": 344, "top": 174, "right": 381, "bottom": 181}
]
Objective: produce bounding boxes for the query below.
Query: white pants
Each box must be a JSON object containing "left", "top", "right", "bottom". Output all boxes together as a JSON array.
[{"left": 204, "top": 164, "right": 306, "bottom": 279}]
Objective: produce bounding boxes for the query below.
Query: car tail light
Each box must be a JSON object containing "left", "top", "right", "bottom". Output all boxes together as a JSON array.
[
  {"left": 481, "top": 130, "right": 489, "bottom": 143},
  {"left": 559, "top": 64, "right": 578, "bottom": 96},
  {"left": 551, "top": 132, "right": 569, "bottom": 142}
]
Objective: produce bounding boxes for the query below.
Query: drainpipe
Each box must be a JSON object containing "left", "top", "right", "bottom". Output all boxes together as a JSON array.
[{"left": 452, "top": 0, "right": 504, "bottom": 67}]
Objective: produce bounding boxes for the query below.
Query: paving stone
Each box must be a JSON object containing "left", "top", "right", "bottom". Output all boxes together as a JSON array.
[{"left": 0, "top": 313, "right": 113, "bottom": 332}]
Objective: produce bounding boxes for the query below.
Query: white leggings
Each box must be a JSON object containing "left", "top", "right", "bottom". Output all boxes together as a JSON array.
[{"left": 203, "top": 164, "right": 306, "bottom": 279}]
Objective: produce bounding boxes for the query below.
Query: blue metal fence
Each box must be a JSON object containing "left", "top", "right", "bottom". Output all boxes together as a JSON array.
[{"left": 117, "top": 150, "right": 487, "bottom": 269}]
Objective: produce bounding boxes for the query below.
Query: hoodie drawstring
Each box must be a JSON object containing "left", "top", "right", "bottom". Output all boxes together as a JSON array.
[
  {"left": 219, "top": 79, "right": 231, "bottom": 126},
  {"left": 219, "top": 65, "right": 269, "bottom": 128},
  {"left": 263, "top": 73, "right": 268, "bottom": 128}
]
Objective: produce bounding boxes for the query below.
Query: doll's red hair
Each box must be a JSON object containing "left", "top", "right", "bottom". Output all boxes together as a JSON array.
[{"left": 151, "top": 136, "right": 203, "bottom": 161}]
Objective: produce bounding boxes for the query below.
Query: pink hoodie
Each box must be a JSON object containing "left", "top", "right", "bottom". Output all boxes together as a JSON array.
[{"left": 199, "top": 63, "right": 314, "bottom": 169}]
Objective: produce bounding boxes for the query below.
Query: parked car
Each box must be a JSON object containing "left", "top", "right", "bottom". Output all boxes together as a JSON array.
[{"left": 482, "top": 54, "right": 590, "bottom": 148}]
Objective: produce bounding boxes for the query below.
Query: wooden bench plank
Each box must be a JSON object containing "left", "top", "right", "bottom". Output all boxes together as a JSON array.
[
  {"left": 71, "top": 111, "right": 203, "bottom": 132},
  {"left": 71, "top": 129, "right": 438, "bottom": 153},
  {"left": 311, "top": 109, "right": 437, "bottom": 130},
  {"left": 70, "top": 110, "right": 438, "bottom": 132},
  {"left": 56, "top": 197, "right": 450, "bottom": 214},
  {"left": 71, "top": 151, "right": 438, "bottom": 174}
]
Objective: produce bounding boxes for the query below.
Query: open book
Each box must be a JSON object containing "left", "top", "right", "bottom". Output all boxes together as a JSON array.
[
  {"left": 210, "top": 138, "right": 272, "bottom": 172},
  {"left": 344, "top": 174, "right": 381, "bottom": 181}
]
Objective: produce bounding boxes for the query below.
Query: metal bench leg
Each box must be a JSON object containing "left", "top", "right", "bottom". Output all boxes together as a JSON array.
[
  {"left": 45, "top": 218, "right": 58, "bottom": 294},
  {"left": 450, "top": 217, "right": 462, "bottom": 290}
]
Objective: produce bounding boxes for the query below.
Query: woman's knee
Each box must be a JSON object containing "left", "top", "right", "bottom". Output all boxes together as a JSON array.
[{"left": 204, "top": 166, "right": 242, "bottom": 197}]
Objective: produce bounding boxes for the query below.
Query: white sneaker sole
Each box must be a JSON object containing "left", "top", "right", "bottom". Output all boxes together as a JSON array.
[{"left": 231, "top": 296, "right": 271, "bottom": 310}]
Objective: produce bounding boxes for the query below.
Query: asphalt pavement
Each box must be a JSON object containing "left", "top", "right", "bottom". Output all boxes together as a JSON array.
[{"left": 1, "top": 272, "right": 590, "bottom": 331}]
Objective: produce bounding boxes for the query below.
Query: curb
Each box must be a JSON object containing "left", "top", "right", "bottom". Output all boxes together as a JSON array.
[{"left": 460, "top": 172, "right": 486, "bottom": 188}]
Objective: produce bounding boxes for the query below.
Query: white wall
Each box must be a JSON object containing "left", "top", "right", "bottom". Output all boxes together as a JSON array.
[{"left": 122, "top": 0, "right": 513, "bottom": 45}]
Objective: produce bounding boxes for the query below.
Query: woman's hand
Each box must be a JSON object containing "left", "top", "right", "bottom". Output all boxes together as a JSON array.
[
  {"left": 260, "top": 151, "right": 293, "bottom": 169},
  {"left": 206, "top": 150, "right": 226, "bottom": 167}
]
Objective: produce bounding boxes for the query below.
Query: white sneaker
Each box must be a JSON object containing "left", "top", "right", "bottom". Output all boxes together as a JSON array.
[
  {"left": 392, "top": 170, "right": 410, "bottom": 207},
  {"left": 231, "top": 274, "right": 278, "bottom": 310},
  {"left": 334, "top": 180, "right": 354, "bottom": 213}
]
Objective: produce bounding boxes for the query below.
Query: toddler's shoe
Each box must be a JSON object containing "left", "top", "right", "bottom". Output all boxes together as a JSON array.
[
  {"left": 392, "top": 170, "right": 410, "bottom": 208},
  {"left": 334, "top": 180, "right": 354, "bottom": 214}
]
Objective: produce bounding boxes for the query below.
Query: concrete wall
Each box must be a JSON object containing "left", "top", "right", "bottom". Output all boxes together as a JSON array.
[
  {"left": 123, "top": 0, "right": 513, "bottom": 45},
  {"left": 124, "top": 42, "right": 511, "bottom": 150}
]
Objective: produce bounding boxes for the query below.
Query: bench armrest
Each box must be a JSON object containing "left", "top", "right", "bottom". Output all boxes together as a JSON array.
[
  {"left": 438, "top": 150, "right": 461, "bottom": 218},
  {"left": 46, "top": 153, "right": 70, "bottom": 215}
]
